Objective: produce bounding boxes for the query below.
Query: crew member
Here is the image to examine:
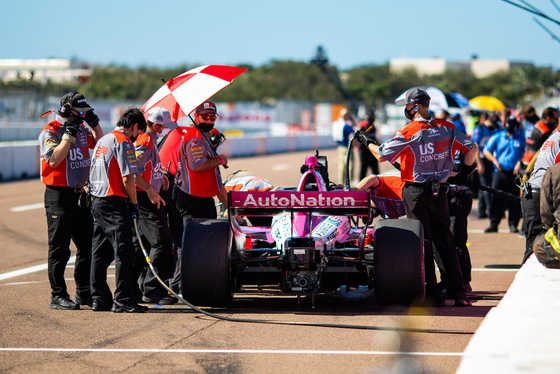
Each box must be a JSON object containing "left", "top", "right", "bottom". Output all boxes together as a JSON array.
[
  {"left": 174, "top": 101, "right": 228, "bottom": 222},
  {"left": 517, "top": 107, "right": 559, "bottom": 173},
  {"left": 158, "top": 117, "right": 188, "bottom": 294},
  {"left": 135, "top": 107, "right": 176, "bottom": 305},
  {"left": 521, "top": 130, "right": 560, "bottom": 263},
  {"left": 356, "top": 87, "right": 477, "bottom": 307},
  {"left": 39, "top": 91, "right": 103, "bottom": 310},
  {"left": 89, "top": 108, "right": 164, "bottom": 313}
]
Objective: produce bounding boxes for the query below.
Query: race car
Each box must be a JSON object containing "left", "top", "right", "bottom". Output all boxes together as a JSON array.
[{"left": 181, "top": 152, "right": 425, "bottom": 307}]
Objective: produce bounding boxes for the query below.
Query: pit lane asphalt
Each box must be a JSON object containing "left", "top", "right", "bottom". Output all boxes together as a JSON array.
[{"left": 0, "top": 148, "right": 523, "bottom": 373}]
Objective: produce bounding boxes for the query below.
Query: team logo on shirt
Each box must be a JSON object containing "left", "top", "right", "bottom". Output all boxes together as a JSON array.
[{"left": 95, "top": 146, "right": 108, "bottom": 158}]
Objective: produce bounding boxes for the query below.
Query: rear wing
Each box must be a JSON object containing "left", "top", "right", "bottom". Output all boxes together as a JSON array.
[{"left": 228, "top": 190, "right": 371, "bottom": 217}]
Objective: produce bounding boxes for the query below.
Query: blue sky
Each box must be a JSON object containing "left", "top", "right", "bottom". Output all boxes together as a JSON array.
[{"left": 3, "top": 0, "right": 560, "bottom": 70}]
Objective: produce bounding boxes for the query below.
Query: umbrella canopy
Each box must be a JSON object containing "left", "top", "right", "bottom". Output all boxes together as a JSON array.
[
  {"left": 141, "top": 65, "right": 248, "bottom": 122},
  {"left": 395, "top": 86, "right": 468, "bottom": 112},
  {"left": 469, "top": 96, "right": 505, "bottom": 111}
]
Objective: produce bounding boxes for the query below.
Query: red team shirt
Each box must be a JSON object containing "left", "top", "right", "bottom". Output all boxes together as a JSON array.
[
  {"left": 39, "top": 116, "right": 96, "bottom": 188},
  {"left": 89, "top": 128, "right": 138, "bottom": 198}
]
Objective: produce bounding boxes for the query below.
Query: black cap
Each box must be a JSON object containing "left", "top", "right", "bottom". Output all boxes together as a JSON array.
[
  {"left": 60, "top": 91, "right": 93, "bottom": 113},
  {"left": 195, "top": 101, "right": 218, "bottom": 115},
  {"left": 395, "top": 87, "right": 431, "bottom": 106}
]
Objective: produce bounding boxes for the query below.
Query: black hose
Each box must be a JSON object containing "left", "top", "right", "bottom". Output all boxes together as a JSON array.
[{"left": 133, "top": 217, "right": 474, "bottom": 335}]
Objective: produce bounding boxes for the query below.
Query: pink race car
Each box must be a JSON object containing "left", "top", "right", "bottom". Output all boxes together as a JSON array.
[{"left": 181, "top": 152, "right": 425, "bottom": 307}]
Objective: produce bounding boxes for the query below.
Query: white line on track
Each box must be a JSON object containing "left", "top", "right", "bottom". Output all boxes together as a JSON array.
[
  {"left": 0, "top": 347, "right": 463, "bottom": 356},
  {"left": 273, "top": 164, "right": 289, "bottom": 171},
  {"left": 0, "top": 257, "right": 75, "bottom": 281},
  {"left": 10, "top": 203, "right": 44, "bottom": 212}
]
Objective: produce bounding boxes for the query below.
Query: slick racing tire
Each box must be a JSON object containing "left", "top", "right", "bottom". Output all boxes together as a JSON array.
[
  {"left": 373, "top": 218, "right": 425, "bottom": 306},
  {"left": 181, "top": 218, "right": 233, "bottom": 307}
]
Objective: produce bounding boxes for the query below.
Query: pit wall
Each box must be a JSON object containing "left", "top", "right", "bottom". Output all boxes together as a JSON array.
[{"left": 0, "top": 134, "right": 336, "bottom": 181}]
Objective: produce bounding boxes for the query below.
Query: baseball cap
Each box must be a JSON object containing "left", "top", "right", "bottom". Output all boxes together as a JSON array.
[
  {"left": 147, "top": 107, "right": 178, "bottom": 130},
  {"left": 395, "top": 87, "right": 431, "bottom": 106},
  {"left": 60, "top": 91, "right": 93, "bottom": 112},
  {"left": 195, "top": 101, "right": 218, "bottom": 115}
]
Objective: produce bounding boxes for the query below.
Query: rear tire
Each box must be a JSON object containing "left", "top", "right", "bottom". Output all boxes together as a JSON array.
[
  {"left": 181, "top": 218, "right": 233, "bottom": 307},
  {"left": 374, "top": 218, "right": 425, "bottom": 305}
]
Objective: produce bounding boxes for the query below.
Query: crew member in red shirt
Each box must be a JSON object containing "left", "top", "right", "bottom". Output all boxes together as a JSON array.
[
  {"left": 39, "top": 91, "right": 103, "bottom": 310},
  {"left": 174, "top": 101, "right": 228, "bottom": 221},
  {"left": 89, "top": 108, "right": 164, "bottom": 313}
]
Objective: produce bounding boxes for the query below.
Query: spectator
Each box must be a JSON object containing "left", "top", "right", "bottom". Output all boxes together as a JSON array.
[
  {"left": 472, "top": 112, "right": 500, "bottom": 218},
  {"left": 483, "top": 117, "right": 525, "bottom": 233},
  {"left": 332, "top": 108, "right": 355, "bottom": 185},
  {"left": 521, "top": 105, "right": 540, "bottom": 140}
]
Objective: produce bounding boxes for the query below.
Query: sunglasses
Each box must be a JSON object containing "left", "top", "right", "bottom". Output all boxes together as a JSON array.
[{"left": 199, "top": 113, "right": 217, "bottom": 121}]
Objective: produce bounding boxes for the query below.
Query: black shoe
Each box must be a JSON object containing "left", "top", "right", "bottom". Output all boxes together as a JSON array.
[
  {"left": 142, "top": 293, "right": 178, "bottom": 305},
  {"left": 111, "top": 301, "right": 148, "bottom": 313},
  {"left": 454, "top": 297, "right": 472, "bottom": 307},
  {"left": 50, "top": 296, "right": 78, "bottom": 310},
  {"left": 74, "top": 296, "right": 93, "bottom": 308},
  {"left": 484, "top": 226, "right": 498, "bottom": 233},
  {"left": 92, "top": 300, "right": 112, "bottom": 312},
  {"left": 478, "top": 213, "right": 488, "bottom": 219},
  {"left": 509, "top": 225, "right": 519, "bottom": 233}
]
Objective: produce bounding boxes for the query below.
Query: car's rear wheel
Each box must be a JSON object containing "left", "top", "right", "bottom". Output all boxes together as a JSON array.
[
  {"left": 374, "top": 218, "right": 425, "bottom": 305},
  {"left": 181, "top": 218, "right": 233, "bottom": 307}
]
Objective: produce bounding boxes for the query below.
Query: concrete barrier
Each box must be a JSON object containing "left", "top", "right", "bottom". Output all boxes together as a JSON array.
[
  {"left": 0, "top": 134, "right": 336, "bottom": 181},
  {"left": 456, "top": 255, "right": 560, "bottom": 373}
]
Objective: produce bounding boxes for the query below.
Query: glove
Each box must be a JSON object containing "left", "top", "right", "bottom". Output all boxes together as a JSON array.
[
  {"left": 355, "top": 130, "right": 376, "bottom": 147},
  {"left": 62, "top": 115, "right": 82, "bottom": 144},
  {"left": 452, "top": 162, "right": 477, "bottom": 185},
  {"left": 84, "top": 110, "right": 100, "bottom": 128},
  {"left": 127, "top": 202, "right": 139, "bottom": 220}
]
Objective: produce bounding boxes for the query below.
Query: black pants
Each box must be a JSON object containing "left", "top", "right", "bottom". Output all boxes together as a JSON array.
[
  {"left": 358, "top": 147, "right": 379, "bottom": 180},
  {"left": 136, "top": 191, "right": 173, "bottom": 297},
  {"left": 435, "top": 190, "right": 473, "bottom": 285},
  {"left": 44, "top": 186, "right": 93, "bottom": 299},
  {"left": 174, "top": 188, "right": 217, "bottom": 225},
  {"left": 161, "top": 175, "right": 183, "bottom": 293},
  {"left": 91, "top": 196, "right": 137, "bottom": 306},
  {"left": 478, "top": 158, "right": 494, "bottom": 217},
  {"left": 521, "top": 189, "right": 545, "bottom": 263},
  {"left": 403, "top": 183, "right": 465, "bottom": 300},
  {"left": 488, "top": 170, "right": 521, "bottom": 229}
]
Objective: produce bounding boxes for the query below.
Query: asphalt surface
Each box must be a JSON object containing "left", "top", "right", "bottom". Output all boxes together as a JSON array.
[{"left": 0, "top": 148, "right": 524, "bottom": 373}]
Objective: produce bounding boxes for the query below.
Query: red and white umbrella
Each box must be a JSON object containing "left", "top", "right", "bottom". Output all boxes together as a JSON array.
[{"left": 141, "top": 65, "right": 248, "bottom": 122}]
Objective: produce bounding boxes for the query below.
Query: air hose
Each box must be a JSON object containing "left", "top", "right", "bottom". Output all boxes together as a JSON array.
[{"left": 133, "top": 218, "right": 474, "bottom": 335}]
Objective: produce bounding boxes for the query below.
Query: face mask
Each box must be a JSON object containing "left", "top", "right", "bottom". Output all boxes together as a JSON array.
[
  {"left": 197, "top": 123, "right": 214, "bottom": 132},
  {"left": 158, "top": 127, "right": 171, "bottom": 139},
  {"left": 505, "top": 123, "right": 517, "bottom": 135},
  {"left": 405, "top": 107, "right": 416, "bottom": 121}
]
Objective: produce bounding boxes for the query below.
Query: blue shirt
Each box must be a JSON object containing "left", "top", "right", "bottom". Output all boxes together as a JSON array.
[
  {"left": 472, "top": 124, "right": 498, "bottom": 158},
  {"left": 484, "top": 130, "right": 526, "bottom": 172}
]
